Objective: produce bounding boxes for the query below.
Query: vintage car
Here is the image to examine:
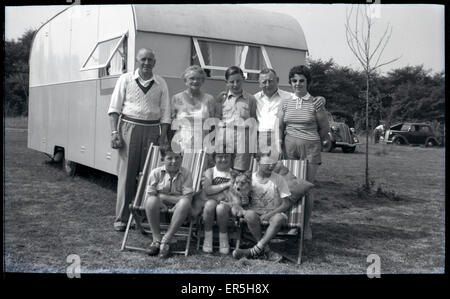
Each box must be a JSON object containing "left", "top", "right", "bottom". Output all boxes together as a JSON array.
[
  {"left": 385, "top": 122, "right": 442, "bottom": 147},
  {"left": 322, "top": 111, "right": 360, "bottom": 153}
]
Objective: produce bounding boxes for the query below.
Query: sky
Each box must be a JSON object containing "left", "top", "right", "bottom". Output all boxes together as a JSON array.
[{"left": 4, "top": 3, "right": 445, "bottom": 75}]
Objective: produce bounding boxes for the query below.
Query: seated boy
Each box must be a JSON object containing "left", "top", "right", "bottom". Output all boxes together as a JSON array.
[
  {"left": 232, "top": 152, "right": 292, "bottom": 262},
  {"left": 144, "top": 148, "right": 194, "bottom": 258}
]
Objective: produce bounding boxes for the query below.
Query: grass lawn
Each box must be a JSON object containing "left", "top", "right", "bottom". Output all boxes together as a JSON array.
[
  {"left": 4, "top": 122, "right": 445, "bottom": 275},
  {"left": 4, "top": 116, "right": 28, "bottom": 129}
]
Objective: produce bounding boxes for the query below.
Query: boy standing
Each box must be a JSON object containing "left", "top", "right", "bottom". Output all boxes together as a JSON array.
[
  {"left": 144, "top": 149, "right": 193, "bottom": 258},
  {"left": 232, "top": 153, "right": 292, "bottom": 262}
]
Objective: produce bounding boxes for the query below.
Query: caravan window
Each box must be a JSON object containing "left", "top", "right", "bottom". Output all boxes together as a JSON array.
[
  {"left": 81, "top": 33, "right": 127, "bottom": 77},
  {"left": 192, "top": 38, "right": 271, "bottom": 80}
]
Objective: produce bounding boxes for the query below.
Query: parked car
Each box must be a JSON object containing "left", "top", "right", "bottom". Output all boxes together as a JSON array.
[
  {"left": 322, "top": 111, "right": 360, "bottom": 153},
  {"left": 385, "top": 122, "right": 442, "bottom": 147}
]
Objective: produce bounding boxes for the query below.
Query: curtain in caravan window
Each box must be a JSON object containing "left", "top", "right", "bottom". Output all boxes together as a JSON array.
[
  {"left": 200, "top": 41, "right": 245, "bottom": 77},
  {"left": 235, "top": 45, "right": 245, "bottom": 67},
  {"left": 192, "top": 39, "right": 270, "bottom": 80},
  {"left": 245, "top": 46, "right": 266, "bottom": 81},
  {"left": 82, "top": 34, "right": 127, "bottom": 77},
  {"left": 84, "top": 37, "right": 119, "bottom": 69},
  {"left": 107, "top": 40, "right": 127, "bottom": 75}
]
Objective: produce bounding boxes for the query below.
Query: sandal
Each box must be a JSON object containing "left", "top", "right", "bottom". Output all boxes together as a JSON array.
[
  {"left": 158, "top": 243, "right": 170, "bottom": 259},
  {"left": 147, "top": 241, "right": 161, "bottom": 256}
]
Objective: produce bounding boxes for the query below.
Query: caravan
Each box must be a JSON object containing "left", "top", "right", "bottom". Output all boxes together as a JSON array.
[{"left": 28, "top": 4, "right": 308, "bottom": 175}]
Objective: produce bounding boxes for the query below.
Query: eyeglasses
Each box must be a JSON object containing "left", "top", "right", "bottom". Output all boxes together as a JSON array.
[{"left": 291, "top": 79, "right": 306, "bottom": 83}]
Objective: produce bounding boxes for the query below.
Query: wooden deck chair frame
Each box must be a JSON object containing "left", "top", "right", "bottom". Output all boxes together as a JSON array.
[
  {"left": 120, "top": 144, "right": 207, "bottom": 256},
  {"left": 236, "top": 159, "right": 308, "bottom": 264}
]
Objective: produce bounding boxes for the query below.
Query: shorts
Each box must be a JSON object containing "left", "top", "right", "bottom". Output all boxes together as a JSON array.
[
  {"left": 284, "top": 135, "right": 322, "bottom": 165},
  {"left": 257, "top": 130, "right": 282, "bottom": 156},
  {"left": 254, "top": 210, "right": 288, "bottom": 222},
  {"left": 145, "top": 193, "right": 195, "bottom": 216}
]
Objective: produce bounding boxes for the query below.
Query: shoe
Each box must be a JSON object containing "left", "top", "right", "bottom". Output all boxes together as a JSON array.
[
  {"left": 147, "top": 241, "right": 161, "bottom": 256},
  {"left": 232, "top": 248, "right": 251, "bottom": 260},
  {"left": 264, "top": 249, "right": 283, "bottom": 262},
  {"left": 202, "top": 243, "right": 213, "bottom": 254},
  {"left": 158, "top": 243, "right": 170, "bottom": 259},
  {"left": 130, "top": 221, "right": 136, "bottom": 230},
  {"left": 114, "top": 222, "right": 126, "bottom": 232}
]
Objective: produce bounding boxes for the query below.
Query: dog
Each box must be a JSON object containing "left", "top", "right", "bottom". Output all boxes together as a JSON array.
[
  {"left": 221, "top": 170, "right": 252, "bottom": 218},
  {"left": 191, "top": 170, "right": 252, "bottom": 218}
]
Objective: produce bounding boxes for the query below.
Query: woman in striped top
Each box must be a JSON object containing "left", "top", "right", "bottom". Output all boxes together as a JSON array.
[{"left": 277, "top": 65, "right": 330, "bottom": 241}]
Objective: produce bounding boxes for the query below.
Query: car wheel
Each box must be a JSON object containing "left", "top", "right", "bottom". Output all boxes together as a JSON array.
[
  {"left": 342, "top": 146, "right": 356, "bottom": 153},
  {"left": 392, "top": 136, "right": 403, "bottom": 145},
  {"left": 425, "top": 140, "right": 435, "bottom": 147}
]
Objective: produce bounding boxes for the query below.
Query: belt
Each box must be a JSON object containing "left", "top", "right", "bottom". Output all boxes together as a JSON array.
[
  {"left": 121, "top": 115, "right": 160, "bottom": 126},
  {"left": 219, "top": 123, "right": 252, "bottom": 129},
  {"left": 258, "top": 130, "right": 274, "bottom": 133}
]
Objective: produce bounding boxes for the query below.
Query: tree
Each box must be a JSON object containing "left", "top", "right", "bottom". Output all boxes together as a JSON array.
[
  {"left": 345, "top": 4, "right": 401, "bottom": 191},
  {"left": 308, "top": 58, "right": 366, "bottom": 122},
  {"left": 4, "top": 29, "right": 36, "bottom": 116},
  {"left": 386, "top": 66, "right": 445, "bottom": 123}
]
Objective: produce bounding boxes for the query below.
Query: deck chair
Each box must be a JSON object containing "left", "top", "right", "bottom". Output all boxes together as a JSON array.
[
  {"left": 194, "top": 156, "right": 257, "bottom": 252},
  {"left": 120, "top": 144, "right": 207, "bottom": 256},
  {"left": 236, "top": 159, "right": 308, "bottom": 264}
]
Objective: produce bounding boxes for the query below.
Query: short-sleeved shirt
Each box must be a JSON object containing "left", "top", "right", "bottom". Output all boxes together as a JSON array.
[
  {"left": 278, "top": 93, "right": 326, "bottom": 141},
  {"left": 171, "top": 91, "right": 215, "bottom": 122},
  {"left": 214, "top": 91, "right": 257, "bottom": 127},
  {"left": 146, "top": 165, "right": 193, "bottom": 196},
  {"left": 108, "top": 69, "right": 171, "bottom": 124},
  {"left": 254, "top": 89, "right": 292, "bottom": 132},
  {"left": 249, "top": 172, "right": 291, "bottom": 214},
  {"left": 203, "top": 166, "right": 232, "bottom": 186},
  {"left": 214, "top": 91, "right": 258, "bottom": 156}
]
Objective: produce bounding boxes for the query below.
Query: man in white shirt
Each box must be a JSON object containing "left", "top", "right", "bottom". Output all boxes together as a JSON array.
[
  {"left": 254, "top": 68, "right": 292, "bottom": 157},
  {"left": 108, "top": 48, "right": 171, "bottom": 231},
  {"left": 374, "top": 122, "right": 385, "bottom": 144}
]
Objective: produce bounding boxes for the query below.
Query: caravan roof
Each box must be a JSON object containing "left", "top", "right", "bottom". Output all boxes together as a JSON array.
[{"left": 133, "top": 5, "right": 308, "bottom": 51}]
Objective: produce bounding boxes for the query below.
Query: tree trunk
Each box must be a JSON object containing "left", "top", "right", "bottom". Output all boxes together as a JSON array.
[{"left": 365, "top": 72, "right": 370, "bottom": 191}]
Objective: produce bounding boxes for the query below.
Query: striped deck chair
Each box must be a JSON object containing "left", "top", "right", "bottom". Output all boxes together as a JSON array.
[
  {"left": 195, "top": 155, "right": 256, "bottom": 252},
  {"left": 120, "top": 144, "right": 207, "bottom": 256},
  {"left": 237, "top": 159, "right": 308, "bottom": 264}
]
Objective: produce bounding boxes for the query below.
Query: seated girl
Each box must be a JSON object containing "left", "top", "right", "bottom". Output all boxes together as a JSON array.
[{"left": 198, "top": 152, "right": 234, "bottom": 254}]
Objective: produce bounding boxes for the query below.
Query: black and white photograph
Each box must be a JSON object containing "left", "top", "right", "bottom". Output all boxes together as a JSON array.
[{"left": 4, "top": 1, "right": 445, "bottom": 284}]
